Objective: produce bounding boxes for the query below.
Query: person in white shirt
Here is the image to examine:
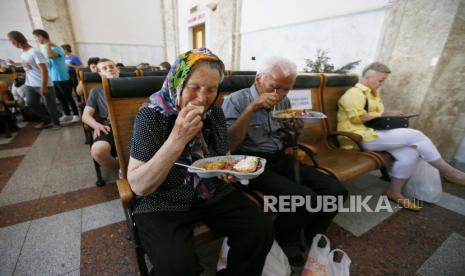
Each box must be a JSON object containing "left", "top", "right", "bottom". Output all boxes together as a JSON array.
[{"left": 7, "top": 31, "right": 60, "bottom": 129}]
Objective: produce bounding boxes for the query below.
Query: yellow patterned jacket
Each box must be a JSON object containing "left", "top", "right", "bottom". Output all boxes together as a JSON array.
[{"left": 337, "top": 83, "right": 384, "bottom": 149}]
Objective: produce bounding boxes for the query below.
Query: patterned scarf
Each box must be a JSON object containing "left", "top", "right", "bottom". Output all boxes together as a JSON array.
[{"left": 146, "top": 48, "right": 221, "bottom": 199}]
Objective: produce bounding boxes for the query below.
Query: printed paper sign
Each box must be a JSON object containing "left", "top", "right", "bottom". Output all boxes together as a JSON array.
[{"left": 287, "top": 89, "right": 312, "bottom": 109}]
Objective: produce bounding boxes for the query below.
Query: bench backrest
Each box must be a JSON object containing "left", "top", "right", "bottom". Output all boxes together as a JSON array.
[
  {"left": 103, "top": 76, "right": 165, "bottom": 178},
  {"left": 226, "top": 70, "right": 257, "bottom": 76},
  {"left": 119, "top": 66, "right": 138, "bottom": 72},
  {"left": 291, "top": 74, "right": 327, "bottom": 146},
  {"left": 139, "top": 70, "right": 169, "bottom": 77},
  {"left": 214, "top": 74, "right": 324, "bottom": 145},
  {"left": 216, "top": 75, "right": 256, "bottom": 105},
  {"left": 81, "top": 71, "right": 139, "bottom": 102},
  {"left": 320, "top": 74, "right": 358, "bottom": 145}
]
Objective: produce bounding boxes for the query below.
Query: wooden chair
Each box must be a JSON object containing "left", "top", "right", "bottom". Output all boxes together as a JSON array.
[
  {"left": 319, "top": 74, "right": 392, "bottom": 180},
  {"left": 80, "top": 72, "right": 106, "bottom": 185},
  {"left": 103, "top": 76, "right": 224, "bottom": 275},
  {"left": 0, "top": 70, "right": 16, "bottom": 88},
  {"left": 80, "top": 71, "right": 139, "bottom": 186},
  {"left": 295, "top": 74, "right": 386, "bottom": 183},
  {"left": 80, "top": 72, "right": 102, "bottom": 103}
]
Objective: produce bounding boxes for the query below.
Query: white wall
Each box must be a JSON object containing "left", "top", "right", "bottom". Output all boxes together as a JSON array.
[
  {"left": 177, "top": 0, "right": 212, "bottom": 54},
  {"left": 0, "top": 0, "right": 36, "bottom": 61},
  {"left": 68, "top": 0, "right": 165, "bottom": 65},
  {"left": 239, "top": 0, "right": 389, "bottom": 73},
  {"left": 241, "top": 0, "right": 389, "bottom": 33}
]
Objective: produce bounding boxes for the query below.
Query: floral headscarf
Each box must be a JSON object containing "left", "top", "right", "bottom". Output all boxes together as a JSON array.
[
  {"left": 146, "top": 48, "right": 223, "bottom": 199},
  {"left": 147, "top": 48, "right": 219, "bottom": 116}
]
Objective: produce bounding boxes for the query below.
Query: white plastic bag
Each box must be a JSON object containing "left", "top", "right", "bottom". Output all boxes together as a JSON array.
[
  {"left": 217, "top": 238, "right": 228, "bottom": 271},
  {"left": 301, "top": 234, "right": 331, "bottom": 276},
  {"left": 262, "top": 241, "right": 292, "bottom": 276},
  {"left": 327, "top": 249, "right": 351, "bottom": 276},
  {"left": 217, "top": 238, "right": 291, "bottom": 276},
  {"left": 301, "top": 234, "right": 351, "bottom": 276},
  {"left": 404, "top": 159, "right": 442, "bottom": 203}
]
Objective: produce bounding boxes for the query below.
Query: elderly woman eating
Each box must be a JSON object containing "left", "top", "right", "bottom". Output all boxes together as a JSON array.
[{"left": 126, "top": 48, "right": 273, "bottom": 276}]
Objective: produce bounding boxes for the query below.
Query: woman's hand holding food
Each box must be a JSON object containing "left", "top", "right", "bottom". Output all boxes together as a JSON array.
[{"left": 169, "top": 105, "right": 203, "bottom": 146}]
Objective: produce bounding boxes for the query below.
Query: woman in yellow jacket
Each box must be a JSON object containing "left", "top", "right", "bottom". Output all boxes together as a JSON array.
[{"left": 337, "top": 62, "right": 465, "bottom": 211}]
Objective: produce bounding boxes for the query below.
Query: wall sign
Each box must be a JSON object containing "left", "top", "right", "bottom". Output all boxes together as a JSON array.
[
  {"left": 188, "top": 13, "right": 205, "bottom": 26},
  {"left": 287, "top": 89, "right": 312, "bottom": 109}
]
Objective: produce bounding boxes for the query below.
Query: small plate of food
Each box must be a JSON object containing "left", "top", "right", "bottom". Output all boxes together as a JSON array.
[
  {"left": 188, "top": 155, "right": 266, "bottom": 185},
  {"left": 272, "top": 109, "right": 327, "bottom": 123}
]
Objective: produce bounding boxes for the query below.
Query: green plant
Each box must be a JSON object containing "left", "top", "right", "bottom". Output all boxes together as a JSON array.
[{"left": 304, "top": 49, "right": 361, "bottom": 73}]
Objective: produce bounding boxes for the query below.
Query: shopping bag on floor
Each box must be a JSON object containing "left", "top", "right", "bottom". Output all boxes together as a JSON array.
[
  {"left": 301, "top": 234, "right": 331, "bottom": 276},
  {"left": 262, "top": 241, "right": 291, "bottom": 276},
  {"left": 217, "top": 238, "right": 291, "bottom": 276},
  {"left": 217, "top": 238, "right": 228, "bottom": 271},
  {"left": 301, "top": 234, "right": 351, "bottom": 276},
  {"left": 404, "top": 159, "right": 442, "bottom": 203},
  {"left": 327, "top": 249, "right": 351, "bottom": 276}
]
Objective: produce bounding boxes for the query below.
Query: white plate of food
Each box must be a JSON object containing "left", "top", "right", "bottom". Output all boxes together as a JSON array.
[
  {"left": 187, "top": 155, "right": 266, "bottom": 185},
  {"left": 272, "top": 109, "right": 327, "bottom": 123}
]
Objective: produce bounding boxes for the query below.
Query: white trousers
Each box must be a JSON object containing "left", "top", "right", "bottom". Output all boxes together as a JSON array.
[{"left": 362, "top": 128, "right": 441, "bottom": 179}]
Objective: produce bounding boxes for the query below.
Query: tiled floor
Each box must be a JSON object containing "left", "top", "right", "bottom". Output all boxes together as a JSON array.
[{"left": 1, "top": 123, "right": 464, "bottom": 275}]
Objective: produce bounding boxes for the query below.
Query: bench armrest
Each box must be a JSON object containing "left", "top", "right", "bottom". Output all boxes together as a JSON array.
[
  {"left": 328, "top": 131, "right": 365, "bottom": 151},
  {"left": 116, "top": 178, "right": 134, "bottom": 208},
  {"left": 297, "top": 142, "right": 320, "bottom": 168},
  {"left": 328, "top": 131, "right": 362, "bottom": 143},
  {"left": 297, "top": 142, "right": 318, "bottom": 156}
]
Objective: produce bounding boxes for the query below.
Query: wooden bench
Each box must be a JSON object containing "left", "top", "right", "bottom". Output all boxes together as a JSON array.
[
  {"left": 275, "top": 74, "right": 385, "bottom": 183},
  {"left": 216, "top": 73, "right": 387, "bottom": 183}
]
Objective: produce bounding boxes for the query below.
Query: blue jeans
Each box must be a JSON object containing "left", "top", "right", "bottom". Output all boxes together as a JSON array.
[{"left": 24, "top": 86, "right": 60, "bottom": 126}]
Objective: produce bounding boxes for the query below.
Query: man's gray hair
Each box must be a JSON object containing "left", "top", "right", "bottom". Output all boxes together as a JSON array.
[{"left": 257, "top": 56, "right": 297, "bottom": 78}]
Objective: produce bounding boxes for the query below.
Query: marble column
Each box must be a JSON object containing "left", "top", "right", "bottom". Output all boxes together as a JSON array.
[
  {"left": 207, "top": 0, "right": 241, "bottom": 70},
  {"left": 161, "top": 0, "right": 180, "bottom": 64},
  {"left": 376, "top": 0, "right": 465, "bottom": 160},
  {"left": 24, "top": 0, "right": 77, "bottom": 54}
]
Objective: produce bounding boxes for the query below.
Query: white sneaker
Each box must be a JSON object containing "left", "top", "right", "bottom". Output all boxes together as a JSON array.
[
  {"left": 59, "top": 115, "right": 72, "bottom": 122},
  {"left": 70, "top": 115, "right": 81, "bottom": 123}
]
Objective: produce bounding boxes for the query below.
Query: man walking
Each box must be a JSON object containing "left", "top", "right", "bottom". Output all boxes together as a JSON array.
[
  {"left": 7, "top": 31, "right": 60, "bottom": 129},
  {"left": 33, "top": 29, "right": 80, "bottom": 123}
]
